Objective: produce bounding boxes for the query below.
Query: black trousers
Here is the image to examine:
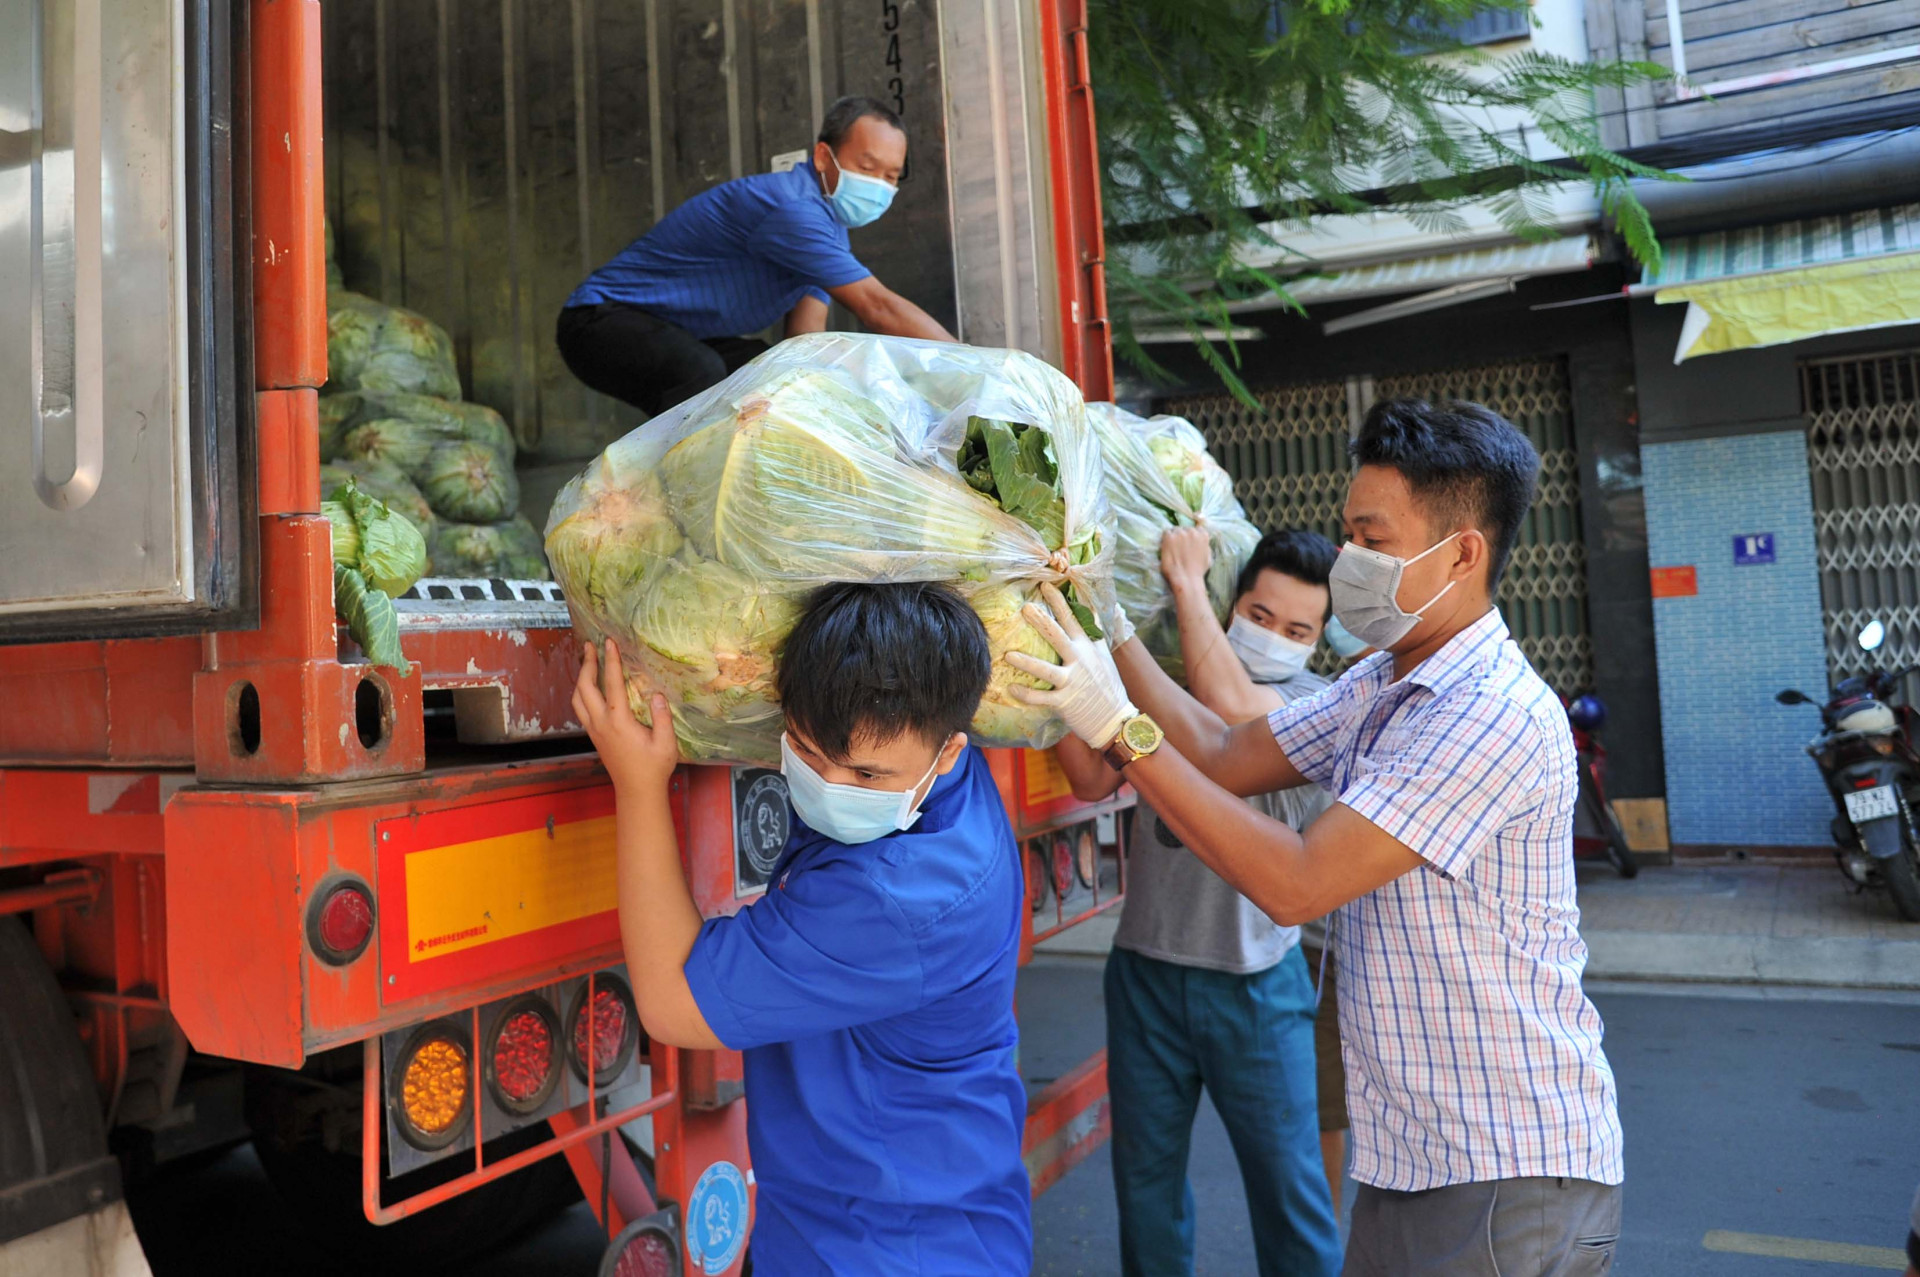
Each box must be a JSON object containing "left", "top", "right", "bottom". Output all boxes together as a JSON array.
[{"left": 555, "top": 302, "right": 769, "bottom": 417}]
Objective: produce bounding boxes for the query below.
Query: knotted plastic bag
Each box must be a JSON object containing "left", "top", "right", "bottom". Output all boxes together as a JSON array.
[
  {"left": 1085, "top": 402, "right": 1261, "bottom": 683},
  {"left": 546, "top": 333, "right": 1116, "bottom": 766}
]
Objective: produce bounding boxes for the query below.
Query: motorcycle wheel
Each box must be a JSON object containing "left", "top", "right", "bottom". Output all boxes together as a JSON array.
[
  {"left": 1591, "top": 791, "right": 1639, "bottom": 879},
  {"left": 1882, "top": 834, "right": 1920, "bottom": 922}
]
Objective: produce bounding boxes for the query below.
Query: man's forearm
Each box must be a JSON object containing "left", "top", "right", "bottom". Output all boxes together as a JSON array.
[
  {"left": 1122, "top": 744, "right": 1318, "bottom": 923},
  {"left": 1054, "top": 734, "right": 1124, "bottom": 802},
  {"left": 865, "top": 292, "right": 954, "bottom": 342},
  {"left": 1171, "top": 578, "right": 1280, "bottom": 725},
  {"left": 613, "top": 781, "right": 707, "bottom": 1032},
  {"left": 1115, "top": 638, "right": 1230, "bottom": 755},
  {"left": 1114, "top": 638, "right": 1305, "bottom": 796}
]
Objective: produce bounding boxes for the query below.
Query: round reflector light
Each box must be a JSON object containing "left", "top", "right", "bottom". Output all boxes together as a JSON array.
[
  {"left": 485, "top": 997, "right": 561, "bottom": 1115},
  {"left": 306, "top": 878, "right": 375, "bottom": 965},
  {"left": 600, "top": 1218, "right": 679, "bottom": 1277},
  {"left": 568, "top": 975, "right": 638, "bottom": 1087},
  {"left": 614, "top": 1230, "right": 674, "bottom": 1277},
  {"left": 391, "top": 1025, "right": 473, "bottom": 1149}
]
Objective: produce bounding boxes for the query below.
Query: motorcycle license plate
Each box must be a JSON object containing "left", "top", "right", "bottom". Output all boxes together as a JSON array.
[{"left": 1844, "top": 785, "right": 1900, "bottom": 823}]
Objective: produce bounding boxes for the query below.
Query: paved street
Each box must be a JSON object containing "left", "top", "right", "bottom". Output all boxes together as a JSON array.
[
  {"left": 127, "top": 946, "right": 1920, "bottom": 1275},
  {"left": 1024, "top": 959, "right": 1920, "bottom": 1276}
]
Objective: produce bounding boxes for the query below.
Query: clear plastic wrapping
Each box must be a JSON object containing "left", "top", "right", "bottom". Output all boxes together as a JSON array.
[
  {"left": 1085, "top": 402, "right": 1262, "bottom": 683},
  {"left": 546, "top": 334, "right": 1116, "bottom": 766}
]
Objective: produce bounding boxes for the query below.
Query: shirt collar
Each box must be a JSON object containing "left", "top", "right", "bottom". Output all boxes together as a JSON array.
[
  {"left": 792, "top": 155, "right": 825, "bottom": 199},
  {"left": 1398, "top": 607, "right": 1511, "bottom": 696}
]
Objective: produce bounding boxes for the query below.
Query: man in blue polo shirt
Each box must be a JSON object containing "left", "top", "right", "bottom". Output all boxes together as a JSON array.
[
  {"left": 571, "top": 581, "right": 1030, "bottom": 1274},
  {"left": 557, "top": 95, "right": 954, "bottom": 416}
]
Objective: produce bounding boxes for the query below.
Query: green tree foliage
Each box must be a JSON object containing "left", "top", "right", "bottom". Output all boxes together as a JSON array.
[{"left": 1092, "top": 0, "right": 1670, "bottom": 400}]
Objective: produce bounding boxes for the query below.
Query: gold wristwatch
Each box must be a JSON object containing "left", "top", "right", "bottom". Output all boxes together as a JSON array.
[{"left": 1101, "top": 713, "right": 1164, "bottom": 771}]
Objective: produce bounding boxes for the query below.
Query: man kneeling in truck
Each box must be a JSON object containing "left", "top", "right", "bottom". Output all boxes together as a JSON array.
[
  {"left": 572, "top": 582, "right": 1031, "bottom": 1274},
  {"left": 556, "top": 95, "right": 954, "bottom": 418}
]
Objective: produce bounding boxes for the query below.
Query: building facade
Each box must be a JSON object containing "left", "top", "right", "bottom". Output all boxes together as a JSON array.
[{"left": 1137, "top": 0, "right": 1920, "bottom": 853}]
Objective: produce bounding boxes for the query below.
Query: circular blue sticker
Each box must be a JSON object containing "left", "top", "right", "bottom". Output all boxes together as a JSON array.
[{"left": 685, "top": 1159, "right": 749, "bottom": 1274}]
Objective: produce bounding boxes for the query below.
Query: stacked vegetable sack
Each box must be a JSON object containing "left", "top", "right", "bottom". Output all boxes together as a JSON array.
[{"left": 317, "top": 221, "right": 549, "bottom": 585}]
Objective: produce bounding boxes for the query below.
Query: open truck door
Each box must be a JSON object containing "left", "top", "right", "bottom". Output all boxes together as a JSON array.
[{"left": 0, "top": 0, "right": 254, "bottom": 645}]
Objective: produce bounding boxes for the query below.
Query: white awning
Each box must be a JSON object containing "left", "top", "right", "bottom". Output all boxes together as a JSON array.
[{"left": 1227, "top": 234, "right": 1597, "bottom": 313}]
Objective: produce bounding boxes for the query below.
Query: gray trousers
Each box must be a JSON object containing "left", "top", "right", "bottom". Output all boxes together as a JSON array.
[{"left": 1342, "top": 1176, "right": 1621, "bottom": 1276}]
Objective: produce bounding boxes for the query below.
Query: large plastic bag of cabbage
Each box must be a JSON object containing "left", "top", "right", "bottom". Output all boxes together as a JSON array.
[
  {"left": 545, "top": 333, "right": 1115, "bottom": 766},
  {"left": 1085, "top": 402, "right": 1261, "bottom": 683}
]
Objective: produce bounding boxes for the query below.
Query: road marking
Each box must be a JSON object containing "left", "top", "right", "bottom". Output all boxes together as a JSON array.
[{"left": 1702, "top": 1230, "right": 1906, "bottom": 1269}]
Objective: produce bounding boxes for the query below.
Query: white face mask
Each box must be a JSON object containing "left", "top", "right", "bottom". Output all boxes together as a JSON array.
[
  {"left": 780, "top": 733, "right": 946, "bottom": 846},
  {"left": 1226, "top": 613, "right": 1313, "bottom": 683},
  {"left": 1328, "top": 532, "right": 1462, "bottom": 651}
]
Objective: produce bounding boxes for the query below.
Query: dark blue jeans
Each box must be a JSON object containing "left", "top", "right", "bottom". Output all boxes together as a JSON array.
[{"left": 1105, "top": 945, "right": 1343, "bottom": 1277}]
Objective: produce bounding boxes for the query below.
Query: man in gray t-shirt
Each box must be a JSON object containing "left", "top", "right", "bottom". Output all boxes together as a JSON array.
[
  {"left": 1117, "top": 672, "right": 1330, "bottom": 973},
  {"left": 1056, "top": 528, "right": 1344, "bottom": 1277}
]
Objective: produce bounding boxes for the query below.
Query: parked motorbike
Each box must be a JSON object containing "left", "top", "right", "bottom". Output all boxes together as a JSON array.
[
  {"left": 1566, "top": 694, "right": 1638, "bottom": 878},
  {"left": 1775, "top": 619, "right": 1920, "bottom": 922}
]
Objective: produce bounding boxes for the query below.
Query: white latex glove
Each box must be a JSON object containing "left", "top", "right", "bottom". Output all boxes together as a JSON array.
[
  {"left": 1104, "top": 598, "right": 1137, "bottom": 649},
  {"left": 1007, "top": 583, "right": 1137, "bottom": 749}
]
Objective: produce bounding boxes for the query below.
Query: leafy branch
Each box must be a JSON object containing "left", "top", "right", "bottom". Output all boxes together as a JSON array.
[{"left": 1090, "top": 0, "right": 1675, "bottom": 405}]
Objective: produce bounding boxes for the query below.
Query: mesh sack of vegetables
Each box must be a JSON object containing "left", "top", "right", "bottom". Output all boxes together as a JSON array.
[
  {"left": 432, "top": 517, "right": 551, "bottom": 581},
  {"left": 545, "top": 332, "right": 1115, "bottom": 766},
  {"left": 496, "top": 515, "right": 550, "bottom": 579},
  {"left": 318, "top": 392, "right": 361, "bottom": 461},
  {"left": 324, "top": 390, "right": 517, "bottom": 464},
  {"left": 325, "top": 289, "right": 461, "bottom": 400},
  {"left": 1085, "top": 402, "right": 1261, "bottom": 683},
  {"left": 319, "top": 458, "right": 438, "bottom": 550},
  {"left": 420, "top": 440, "right": 520, "bottom": 523}
]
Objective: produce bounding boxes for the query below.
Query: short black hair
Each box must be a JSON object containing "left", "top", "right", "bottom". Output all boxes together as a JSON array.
[
  {"left": 776, "top": 581, "right": 989, "bottom": 762},
  {"left": 818, "top": 96, "right": 906, "bottom": 150},
  {"left": 1236, "top": 528, "right": 1338, "bottom": 618},
  {"left": 1350, "top": 398, "right": 1539, "bottom": 590}
]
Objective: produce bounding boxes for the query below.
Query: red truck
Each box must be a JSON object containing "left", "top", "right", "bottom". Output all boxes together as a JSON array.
[{"left": 0, "top": 1, "right": 1126, "bottom": 1271}]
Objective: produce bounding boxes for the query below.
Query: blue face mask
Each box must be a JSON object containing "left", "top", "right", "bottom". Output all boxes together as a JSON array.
[
  {"left": 781, "top": 733, "right": 946, "bottom": 846},
  {"left": 821, "top": 148, "right": 896, "bottom": 228}
]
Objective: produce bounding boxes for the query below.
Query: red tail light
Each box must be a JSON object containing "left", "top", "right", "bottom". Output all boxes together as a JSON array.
[
  {"left": 569, "top": 974, "right": 639, "bottom": 1087},
  {"left": 486, "top": 997, "right": 561, "bottom": 1114},
  {"left": 308, "top": 878, "right": 375, "bottom": 964},
  {"left": 1852, "top": 775, "right": 1881, "bottom": 789}
]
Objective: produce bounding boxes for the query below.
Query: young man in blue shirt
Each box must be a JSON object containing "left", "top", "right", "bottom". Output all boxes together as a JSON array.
[
  {"left": 571, "top": 581, "right": 1030, "bottom": 1274},
  {"left": 556, "top": 95, "right": 954, "bottom": 416}
]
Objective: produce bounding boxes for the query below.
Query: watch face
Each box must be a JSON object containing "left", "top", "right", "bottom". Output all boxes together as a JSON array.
[{"left": 1122, "top": 715, "right": 1161, "bottom": 753}]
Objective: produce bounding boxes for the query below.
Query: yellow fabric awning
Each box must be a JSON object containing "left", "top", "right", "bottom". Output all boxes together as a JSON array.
[{"left": 1655, "top": 250, "right": 1920, "bottom": 363}]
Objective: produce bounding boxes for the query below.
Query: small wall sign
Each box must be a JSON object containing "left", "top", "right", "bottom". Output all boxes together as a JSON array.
[
  {"left": 1734, "top": 534, "right": 1775, "bottom": 565},
  {"left": 1650, "top": 566, "right": 1698, "bottom": 598}
]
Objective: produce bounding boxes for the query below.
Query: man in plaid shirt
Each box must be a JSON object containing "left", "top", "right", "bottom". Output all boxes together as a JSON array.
[{"left": 1009, "top": 399, "right": 1624, "bottom": 1275}]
